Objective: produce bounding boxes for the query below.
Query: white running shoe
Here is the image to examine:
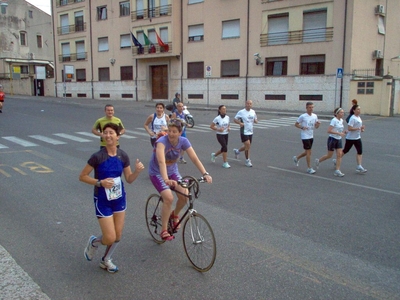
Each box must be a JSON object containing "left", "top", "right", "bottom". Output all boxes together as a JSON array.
[
  {"left": 222, "top": 162, "right": 231, "bottom": 168},
  {"left": 293, "top": 156, "right": 299, "bottom": 167},
  {"left": 211, "top": 153, "right": 216, "bottom": 163},
  {"left": 315, "top": 158, "right": 320, "bottom": 169},
  {"left": 84, "top": 235, "right": 98, "bottom": 261},
  {"left": 233, "top": 149, "right": 240, "bottom": 159},
  {"left": 100, "top": 258, "right": 118, "bottom": 273},
  {"left": 332, "top": 159, "right": 337, "bottom": 166},
  {"left": 245, "top": 159, "right": 252, "bottom": 167},
  {"left": 307, "top": 168, "right": 316, "bottom": 174},
  {"left": 334, "top": 170, "right": 345, "bottom": 177},
  {"left": 356, "top": 166, "right": 367, "bottom": 174},
  {"left": 179, "top": 157, "right": 187, "bottom": 164}
]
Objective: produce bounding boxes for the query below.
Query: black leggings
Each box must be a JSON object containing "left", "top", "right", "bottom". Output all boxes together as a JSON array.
[
  {"left": 216, "top": 134, "right": 229, "bottom": 153},
  {"left": 343, "top": 139, "right": 363, "bottom": 155}
]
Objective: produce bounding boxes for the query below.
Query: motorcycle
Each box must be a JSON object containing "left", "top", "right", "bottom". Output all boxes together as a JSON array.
[{"left": 166, "top": 103, "right": 195, "bottom": 128}]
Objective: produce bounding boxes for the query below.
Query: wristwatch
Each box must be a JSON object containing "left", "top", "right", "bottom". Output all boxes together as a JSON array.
[
  {"left": 203, "top": 172, "right": 210, "bottom": 176},
  {"left": 96, "top": 180, "right": 102, "bottom": 187}
]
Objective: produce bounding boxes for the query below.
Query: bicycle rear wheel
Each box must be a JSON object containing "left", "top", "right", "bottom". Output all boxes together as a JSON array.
[
  {"left": 182, "top": 212, "right": 216, "bottom": 272},
  {"left": 145, "top": 194, "right": 165, "bottom": 244}
]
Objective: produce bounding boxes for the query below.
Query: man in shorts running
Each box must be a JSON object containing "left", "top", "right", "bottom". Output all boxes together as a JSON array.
[{"left": 92, "top": 104, "right": 125, "bottom": 148}]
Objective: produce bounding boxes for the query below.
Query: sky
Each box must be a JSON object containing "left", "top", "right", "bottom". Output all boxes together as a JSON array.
[{"left": 26, "top": 0, "right": 52, "bottom": 15}]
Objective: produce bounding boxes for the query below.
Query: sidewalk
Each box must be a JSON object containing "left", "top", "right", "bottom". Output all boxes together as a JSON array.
[{"left": 0, "top": 245, "right": 50, "bottom": 299}]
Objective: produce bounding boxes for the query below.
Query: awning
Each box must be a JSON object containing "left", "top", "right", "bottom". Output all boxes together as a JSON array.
[{"left": 3, "top": 58, "right": 54, "bottom": 69}]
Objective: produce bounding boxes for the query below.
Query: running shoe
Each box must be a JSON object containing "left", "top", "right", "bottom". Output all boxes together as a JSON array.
[
  {"left": 332, "top": 159, "right": 337, "bottom": 166},
  {"left": 84, "top": 235, "right": 98, "bottom": 261},
  {"left": 100, "top": 258, "right": 118, "bottom": 273},
  {"left": 179, "top": 157, "right": 187, "bottom": 164},
  {"left": 315, "top": 158, "right": 320, "bottom": 169},
  {"left": 233, "top": 149, "right": 240, "bottom": 159},
  {"left": 307, "top": 168, "right": 316, "bottom": 174},
  {"left": 293, "top": 156, "right": 299, "bottom": 167},
  {"left": 334, "top": 170, "right": 345, "bottom": 177},
  {"left": 222, "top": 162, "right": 231, "bottom": 168},
  {"left": 211, "top": 153, "right": 216, "bottom": 163},
  {"left": 356, "top": 166, "right": 367, "bottom": 173},
  {"left": 245, "top": 159, "right": 252, "bottom": 167}
]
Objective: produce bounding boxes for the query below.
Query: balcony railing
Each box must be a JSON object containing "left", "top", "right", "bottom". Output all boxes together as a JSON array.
[
  {"left": 56, "top": 0, "right": 85, "bottom": 7},
  {"left": 58, "top": 52, "right": 87, "bottom": 62},
  {"left": 57, "top": 23, "right": 87, "bottom": 35},
  {"left": 132, "top": 43, "right": 172, "bottom": 57},
  {"left": 352, "top": 68, "right": 384, "bottom": 79},
  {"left": 131, "top": 5, "right": 172, "bottom": 21},
  {"left": 260, "top": 27, "right": 333, "bottom": 47}
]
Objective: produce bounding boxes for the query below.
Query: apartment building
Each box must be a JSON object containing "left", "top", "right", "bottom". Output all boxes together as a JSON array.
[
  {"left": 0, "top": 0, "right": 54, "bottom": 96},
  {"left": 52, "top": 0, "right": 400, "bottom": 115}
]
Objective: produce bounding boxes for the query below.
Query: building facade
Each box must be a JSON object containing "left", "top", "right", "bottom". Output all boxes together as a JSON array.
[
  {"left": 0, "top": 0, "right": 54, "bottom": 96},
  {"left": 52, "top": 0, "right": 400, "bottom": 115}
]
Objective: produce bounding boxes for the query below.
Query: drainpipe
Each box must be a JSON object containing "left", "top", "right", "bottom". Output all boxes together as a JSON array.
[
  {"left": 89, "top": 0, "right": 94, "bottom": 99},
  {"left": 339, "top": 0, "right": 348, "bottom": 107},
  {"left": 245, "top": 0, "right": 250, "bottom": 102},
  {"left": 180, "top": 0, "right": 183, "bottom": 99},
  {"left": 50, "top": 0, "right": 57, "bottom": 97}
]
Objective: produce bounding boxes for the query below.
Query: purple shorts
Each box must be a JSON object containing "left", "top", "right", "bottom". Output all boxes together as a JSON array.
[{"left": 149, "top": 172, "right": 182, "bottom": 193}]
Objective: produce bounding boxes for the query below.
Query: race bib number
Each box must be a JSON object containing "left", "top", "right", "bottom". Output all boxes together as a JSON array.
[{"left": 105, "top": 177, "right": 122, "bottom": 201}]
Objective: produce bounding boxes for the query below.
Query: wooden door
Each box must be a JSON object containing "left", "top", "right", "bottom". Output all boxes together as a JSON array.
[{"left": 151, "top": 65, "right": 168, "bottom": 99}]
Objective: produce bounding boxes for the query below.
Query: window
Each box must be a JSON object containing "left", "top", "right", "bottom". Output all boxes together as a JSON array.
[
  {"left": 120, "top": 66, "right": 133, "bottom": 80},
  {"left": 375, "top": 59, "right": 383, "bottom": 76},
  {"left": 37, "top": 35, "right": 42, "bottom": 48},
  {"left": 266, "top": 57, "right": 287, "bottom": 76},
  {"left": 21, "top": 66, "right": 29, "bottom": 74},
  {"left": 97, "top": 6, "right": 107, "bottom": 20},
  {"left": 221, "top": 60, "right": 240, "bottom": 77},
  {"left": 60, "top": 14, "right": 69, "bottom": 34},
  {"left": 188, "top": 62, "right": 204, "bottom": 78},
  {"left": 20, "top": 32, "right": 27, "bottom": 46},
  {"left": 160, "top": 27, "right": 169, "bottom": 52},
  {"left": 267, "top": 13, "right": 288, "bottom": 45},
  {"left": 1, "top": 4, "right": 7, "bottom": 14},
  {"left": 300, "top": 55, "right": 325, "bottom": 75},
  {"left": 61, "top": 42, "right": 71, "bottom": 61},
  {"left": 76, "top": 41, "right": 85, "bottom": 60},
  {"left": 76, "top": 69, "right": 86, "bottom": 82},
  {"left": 189, "top": 0, "right": 203, "bottom": 3},
  {"left": 60, "top": 0, "right": 68, "bottom": 6},
  {"left": 188, "top": 24, "right": 204, "bottom": 41},
  {"left": 75, "top": 11, "right": 84, "bottom": 32},
  {"left": 120, "top": 1, "right": 130, "bottom": 16},
  {"left": 98, "top": 37, "right": 109, "bottom": 52},
  {"left": 120, "top": 34, "right": 131, "bottom": 49},
  {"left": 265, "top": 94, "right": 286, "bottom": 100},
  {"left": 99, "top": 68, "right": 110, "bottom": 81},
  {"left": 378, "top": 16, "right": 385, "bottom": 34},
  {"left": 136, "top": 0, "right": 144, "bottom": 19},
  {"left": 29, "top": 10, "right": 33, "bottom": 18},
  {"left": 148, "top": 0, "right": 155, "bottom": 18},
  {"left": 303, "top": 9, "right": 327, "bottom": 43},
  {"left": 160, "top": 0, "right": 168, "bottom": 15},
  {"left": 357, "top": 82, "right": 374, "bottom": 94},
  {"left": 222, "top": 19, "right": 240, "bottom": 39},
  {"left": 299, "top": 95, "right": 323, "bottom": 101}
]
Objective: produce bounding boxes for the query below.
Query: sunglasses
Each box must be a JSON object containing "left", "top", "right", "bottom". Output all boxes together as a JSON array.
[{"left": 168, "top": 119, "right": 184, "bottom": 128}]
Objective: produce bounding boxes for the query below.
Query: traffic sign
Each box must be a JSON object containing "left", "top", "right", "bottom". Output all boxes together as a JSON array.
[{"left": 336, "top": 68, "right": 343, "bottom": 79}]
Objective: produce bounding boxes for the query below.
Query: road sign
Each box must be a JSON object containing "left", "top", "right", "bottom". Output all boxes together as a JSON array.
[
  {"left": 336, "top": 68, "right": 343, "bottom": 79},
  {"left": 205, "top": 66, "right": 212, "bottom": 77}
]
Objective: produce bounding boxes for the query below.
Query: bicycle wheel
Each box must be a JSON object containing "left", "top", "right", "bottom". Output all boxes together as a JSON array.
[
  {"left": 145, "top": 194, "right": 165, "bottom": 244},
  {"left": 182, "top": 212, "right": 216, "bottom": 272}
]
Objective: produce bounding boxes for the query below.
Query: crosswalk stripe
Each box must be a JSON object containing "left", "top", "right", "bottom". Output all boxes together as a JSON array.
[
  {"left": 2, "top": 136, "right": 38, "bottom": 147},
  {"left": 127, "top": 129, "right": 150, "bottom": 137},
  {"left": 76, "top": 132, "right": 97, "bottom": 138},
  {"left": 53, "top": 133, "right": 92, "bottom": 142},
  {"left": 0, "top": 143, "right": 9, "bottom": 149},
  {"left": 29, "top": 135, "right": 67, "bottom": 145}
]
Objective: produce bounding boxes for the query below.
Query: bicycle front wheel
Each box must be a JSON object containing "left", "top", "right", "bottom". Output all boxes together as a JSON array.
[
  {"left": 182, "top": 212, "right": 216, "bottom": 272},
  {"left": 145, "top": 194, "right": 165, "bottom": 244}
]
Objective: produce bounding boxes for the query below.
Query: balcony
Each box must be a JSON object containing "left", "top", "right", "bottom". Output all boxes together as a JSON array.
[
  {"left": 132, "top": 43, "right": 172, "bottom": 57},
  {"left": 56, "top": 0, "right": 85, "bottom": 7},
  {"left": 131, "top": 5, "right": 171, "bottom": 21},
  {"left": 57, "top": 23, "right": 87, "bottom": 35},
  {"left": 58, "top": 52, "right": 87, "bottom": 63},
  {"left": 260, "top": 27, "right": 333, "bottom": 47},
  {"left": 352, "top": 68, "right": 384, "bottom": 79}
]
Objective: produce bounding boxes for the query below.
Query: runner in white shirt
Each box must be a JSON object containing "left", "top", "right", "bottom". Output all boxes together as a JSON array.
[
  {"left": 315, "top": 108, "right": 347, "bottom": 177},
  {"left": 293, "top": 102, "right": 321, "bottom": 174},
  {"left": 210, "top": 105, "right": 231, "bottom": 168},
  {"left": 340, "top": 105, "right": 367, "bottom": 173},
  {"left": 233, "top": 100, "right": 258, "bottom": 167},
  {"left": 144, "top": 102, "right": 170, "bottom": 147}
]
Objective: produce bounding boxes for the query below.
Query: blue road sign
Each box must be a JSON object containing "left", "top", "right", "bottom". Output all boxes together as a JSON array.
[{"left": 337, "top": 68, "right": 343, "bottom": 79}]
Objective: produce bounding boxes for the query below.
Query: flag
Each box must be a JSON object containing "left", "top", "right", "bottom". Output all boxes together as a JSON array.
[
  {"left": 156, "top": 31, "right": 169, "bottom": 52},
  {"left": 130, "top": 31, "right": 143, "bottom": 54},
  {"left": 143, "top": 32, "right": 151, "bottom": 46}
]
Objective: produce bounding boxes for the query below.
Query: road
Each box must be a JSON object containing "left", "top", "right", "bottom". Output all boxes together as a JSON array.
[{"left": 0, "top": 96, "right": 399, "bottom": 300}]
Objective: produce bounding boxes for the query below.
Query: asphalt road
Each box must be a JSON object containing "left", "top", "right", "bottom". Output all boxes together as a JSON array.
[{"left": 0, "top": 96, "right": 399, "bottom": 300}]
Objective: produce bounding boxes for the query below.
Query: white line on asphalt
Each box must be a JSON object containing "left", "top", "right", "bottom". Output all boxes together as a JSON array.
[
  {"left": 0, "top": 143, "right": 9, "bottom": 149},
  {"left": 29, "top": 135, "right": 67, "bottom": 145},
  {"left": 76, "top": 132, "right": 98, "bottom": 138},
  {"left": 53, "top": 133, "right": 91, "bottom": 142},
  {"left": 126, "top": 129, "right": 151, "bottom": 137},
  {"left": 2, "top": 137, "right": 38, "bottom": 147},
  {"left": 268, "top": 166, "right": 400, "bottom": 196}
]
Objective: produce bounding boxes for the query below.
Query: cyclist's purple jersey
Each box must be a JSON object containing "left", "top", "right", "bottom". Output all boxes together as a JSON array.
[{"left": 148, "top": 135, "right": 191, "bottom": 176}]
